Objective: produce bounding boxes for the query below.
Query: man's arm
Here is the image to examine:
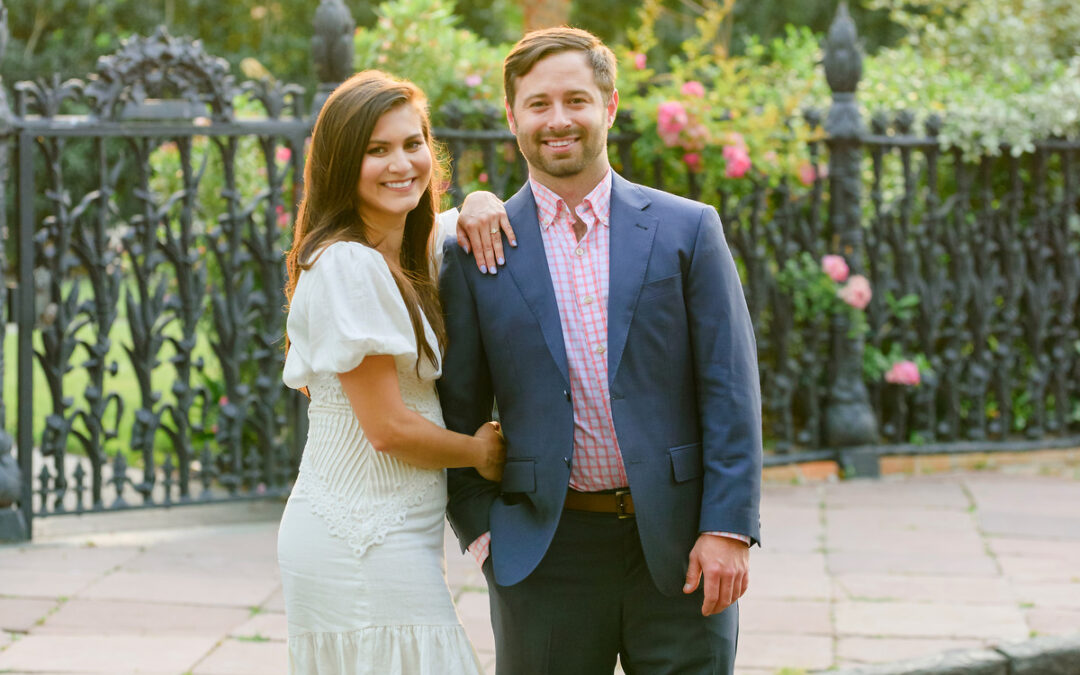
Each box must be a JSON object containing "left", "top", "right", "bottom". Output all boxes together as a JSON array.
[
  {"left": 437, "top": 240, "right": 502, "bottom": 550},
  {"left": 681, "top": 205, "right": 763, "bottom": 614}
]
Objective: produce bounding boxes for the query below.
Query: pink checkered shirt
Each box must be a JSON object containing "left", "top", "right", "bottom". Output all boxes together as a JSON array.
[{"left": 466, "top": 171, "right": 747, "bottom": 566}]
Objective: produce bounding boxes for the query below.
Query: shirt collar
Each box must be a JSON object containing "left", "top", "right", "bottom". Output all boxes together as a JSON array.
[{"left": 529, "top": 170, "right": 612, "bottom": 231}]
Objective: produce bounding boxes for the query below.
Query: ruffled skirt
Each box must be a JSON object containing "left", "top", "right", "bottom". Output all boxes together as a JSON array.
[{"left": 278, "top": 474, "right": 482, "bottom": 674}]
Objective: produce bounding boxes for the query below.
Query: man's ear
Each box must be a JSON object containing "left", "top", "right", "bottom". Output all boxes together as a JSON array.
[
  {"left": 607, "top": 88, "right": 619, "bottom": 129},
  {"left": 504, "top": 98, "right": 517, "bottom": 134}
]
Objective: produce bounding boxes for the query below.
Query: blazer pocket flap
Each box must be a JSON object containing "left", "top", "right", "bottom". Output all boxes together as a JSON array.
[
  {"left": 500, "top": 458, "right": 536, "bottom": 493},
  {"left": 669, "top": 443, "right": 703, "bottom": 483}
]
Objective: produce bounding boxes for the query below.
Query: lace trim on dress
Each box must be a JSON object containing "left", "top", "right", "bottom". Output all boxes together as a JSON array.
[{"left": 294, "top": 458, "right": 441, "bottom": 559}]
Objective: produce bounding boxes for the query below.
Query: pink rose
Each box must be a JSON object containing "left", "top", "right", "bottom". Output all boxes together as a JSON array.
[
  {"left": 681, "top": 123, "right": 709, "bottom": 151},
  {"left": 465, "top": 74, "right": 483, "bottom": 88},
  {"left": 885, "top": 360, "right": 921, "bottom": 386},
  {"left": 723, "top": 144, "right": 751, "bottom": 178},
  {"left": 725, "top": 131, "right": 747, "bottom": 149},
  {"left": 681, "top": 81, "right": 706, "bottom": 98},
  {"left": 838, "top": 274, "right": 872, "bottom": 310},
  {"left": 633, "top": 52, "right": 647, "bottom": 70},
  {"left": 821, "top": 254, "right": 849, "bottom": 283},
  {"left": 683, "top": 152, "right": 703, "bottom": 173},
  {"left": 276, "top": 146, "right": 292, "bottom": 164},
  {"left": 478, "top": 172, "right": 489, "bottom": 183},
  {"left": 657, "top": 101, "right": 689, "bottom": 147},
  {"left": 797, "top": 161, "right": 817, "bottom": 186},
  {"left": 276, "top": 205, "right": 290, "bottom": 229}
]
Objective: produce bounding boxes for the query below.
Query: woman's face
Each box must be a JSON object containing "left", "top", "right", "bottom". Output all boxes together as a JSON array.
[{"left": 357, "top": 103, "right": 433, "bottom": 234}]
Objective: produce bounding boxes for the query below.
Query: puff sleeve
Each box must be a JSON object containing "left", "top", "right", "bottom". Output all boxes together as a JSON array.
[{"left": 283, "top": 241, "right": 418, "bottom": 389}]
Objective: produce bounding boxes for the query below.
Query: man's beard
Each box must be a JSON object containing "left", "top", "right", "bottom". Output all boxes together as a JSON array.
[{"left": 518, "top": 127, "right": 606, "bottom": 178}]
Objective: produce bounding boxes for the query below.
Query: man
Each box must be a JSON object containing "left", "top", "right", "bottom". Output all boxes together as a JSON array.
[{"left": 438, "top": 27, "right": 762, "bottom": 674}]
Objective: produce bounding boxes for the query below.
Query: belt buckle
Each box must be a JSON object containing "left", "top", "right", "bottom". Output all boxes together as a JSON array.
[{"left": 614, "top": 488, "right": 632, "bottom": 519}]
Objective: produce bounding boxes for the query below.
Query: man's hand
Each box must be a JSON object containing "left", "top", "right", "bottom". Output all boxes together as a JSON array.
[
  {"left": 456, "top": 190, "right": 516, "bottom": 274},
  {"left": 683, "top": 534, "right": 750, "bottom": 616}
]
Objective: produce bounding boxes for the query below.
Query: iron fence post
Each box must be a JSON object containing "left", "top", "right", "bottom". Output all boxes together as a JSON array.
[
  {"left": 823, "top": 2, "right": 880, "bottom": 476},
  {"left": 311, "top": 0, "right": 356, "bottom": 116},
  {"left": 0, "top": 0, "right": 28, "bottom": 541}
]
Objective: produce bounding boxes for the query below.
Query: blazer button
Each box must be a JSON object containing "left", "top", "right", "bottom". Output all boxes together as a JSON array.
[{"left": 563, "top": 390, "right": 571, "bottom": 402}]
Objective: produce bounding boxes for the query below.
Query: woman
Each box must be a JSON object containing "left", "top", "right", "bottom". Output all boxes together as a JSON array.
[{"left": 278, "top": 70, "right": 505, "bottom": 674}]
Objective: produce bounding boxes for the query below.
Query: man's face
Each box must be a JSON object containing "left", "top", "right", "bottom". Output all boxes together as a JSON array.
[{"left": 506, "top": 50, "right": 618, "bottom": 184}]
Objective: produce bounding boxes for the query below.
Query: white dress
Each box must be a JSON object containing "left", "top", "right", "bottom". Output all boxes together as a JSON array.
[{"left": 277, "top": 233, "right": 482, "bottom": 674}]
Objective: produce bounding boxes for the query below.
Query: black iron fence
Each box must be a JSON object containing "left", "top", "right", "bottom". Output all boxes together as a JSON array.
[{"left": 1, "top": 0, "right": 1077, "bottom": 540}]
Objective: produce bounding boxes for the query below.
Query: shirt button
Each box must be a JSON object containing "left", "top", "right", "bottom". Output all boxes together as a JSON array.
[
  {"left": 595, "top": 345, "right": 606, "bottom": 355},
  {"left": 575, "top": 247, "right": 585, "bottom": 257},
  {"left": 583, "top": 295, "right": 594, "bottom": 305}
]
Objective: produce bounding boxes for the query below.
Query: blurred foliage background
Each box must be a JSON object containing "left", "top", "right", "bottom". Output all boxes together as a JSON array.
[{"left": 4, "top": 0, "right": 901, "bottom": 91}]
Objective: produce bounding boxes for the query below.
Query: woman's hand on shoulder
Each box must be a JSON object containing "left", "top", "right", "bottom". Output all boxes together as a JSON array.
[
  {"left": 456, "top": 191, "right": 516, "bottom": 275},
  {"left": 472, "top": 421, "right": 506, "bottom": 482}
]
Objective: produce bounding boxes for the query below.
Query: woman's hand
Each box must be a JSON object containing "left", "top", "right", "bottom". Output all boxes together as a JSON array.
[
  {"left": 456, "top": 191, "right": 516, "bottom": 275},
  {"left": 473, "top": 421, "right": 506, "bottom": 482}
]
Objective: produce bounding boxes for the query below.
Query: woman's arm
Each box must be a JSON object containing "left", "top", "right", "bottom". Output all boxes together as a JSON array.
[{"left": 338, "top": 355, "right": 504, "bottom": 480}]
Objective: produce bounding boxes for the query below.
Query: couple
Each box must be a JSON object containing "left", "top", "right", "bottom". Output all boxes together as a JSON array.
[{"left": 278, "top": 26, "right": 762, "bottom": 675}]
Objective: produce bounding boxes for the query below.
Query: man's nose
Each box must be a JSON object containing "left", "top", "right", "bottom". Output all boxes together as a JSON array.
[{"left": 546, "top": 104, "right": 572, "bottom": 130}]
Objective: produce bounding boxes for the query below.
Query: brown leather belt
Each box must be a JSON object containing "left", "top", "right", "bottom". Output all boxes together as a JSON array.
[{"left": 563, "top": 488, "right": 635, "bottom": 519}]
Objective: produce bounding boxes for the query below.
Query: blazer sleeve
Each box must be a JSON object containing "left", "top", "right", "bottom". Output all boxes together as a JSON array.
[
  {"left": 436, "top": 239, "right": 501, "bottom": 551},
  {"left": 685, "top": 205, "right": 763, "bottom": 545}
]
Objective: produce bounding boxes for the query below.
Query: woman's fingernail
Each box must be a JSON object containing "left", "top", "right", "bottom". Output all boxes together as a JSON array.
[
  {"left": 490, "top": 267, "right": 498, "bottom": 275},
  {"left": 480, "top": 265, "right": 487, "bottom": 274},
  {"left": 497, "top": 256, "right": 505, "bottom": 265},
  {"left": 510, "top": 240, "right": 518, "bottom": 247},
  {"left": 463, "top": 244, "right": 470, "bottom": 254}
]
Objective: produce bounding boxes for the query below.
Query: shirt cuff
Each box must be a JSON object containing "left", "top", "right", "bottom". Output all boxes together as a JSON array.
[
  {"left": 703, "top": 531, "right": 751, "bottom": 546},
  {"left": 467, "top": 531, "right": 491, "bottom": 567}
]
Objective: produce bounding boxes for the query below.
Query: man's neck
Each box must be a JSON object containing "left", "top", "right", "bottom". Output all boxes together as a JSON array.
[{"left": 530, "top": 163, "right": 610, "bottom": 211}]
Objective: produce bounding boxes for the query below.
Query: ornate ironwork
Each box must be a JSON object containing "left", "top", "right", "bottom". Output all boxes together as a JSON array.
[{"left": 85, "top": 28, "right": 235, "bottom": 122}]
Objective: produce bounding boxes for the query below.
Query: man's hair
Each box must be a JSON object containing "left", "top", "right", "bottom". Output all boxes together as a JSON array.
[{"left": 503, "top": 27, "right": 617, "bottom": 107}]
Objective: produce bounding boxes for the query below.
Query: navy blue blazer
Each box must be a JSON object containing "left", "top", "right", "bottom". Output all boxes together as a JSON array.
[{"left": 437, "top": 173, "right": 762, "bottom": 596}]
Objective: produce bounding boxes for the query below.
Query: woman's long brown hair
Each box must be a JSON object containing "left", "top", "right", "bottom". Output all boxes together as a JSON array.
[{"left": 284, "top": 71, "right": 447, "bottom": 376}]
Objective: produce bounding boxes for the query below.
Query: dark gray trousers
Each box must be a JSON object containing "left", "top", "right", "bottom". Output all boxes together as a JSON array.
[{"left": 483, "top": 509, "right": 739, "bottom": 675}]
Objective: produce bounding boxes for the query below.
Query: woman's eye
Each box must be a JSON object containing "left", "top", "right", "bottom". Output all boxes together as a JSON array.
[{"left": 367, "top": 147, "right": 385, "bottom": 155}]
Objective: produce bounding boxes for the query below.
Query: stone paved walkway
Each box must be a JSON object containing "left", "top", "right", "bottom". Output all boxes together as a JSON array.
[{"left": 1, "top": 471, "right": 1079, "bottom": 674}]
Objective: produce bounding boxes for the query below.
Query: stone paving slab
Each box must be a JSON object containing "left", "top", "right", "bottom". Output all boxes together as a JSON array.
[
  {"left": 1, "top": 471, "right": 1078, "bottom": 673},
  {"left": 827, "top": 550, "right": 1000, "bottom": 577},
  {"left": 77, "top": 569, "right": 280, "bottom": 607},
  {"left": 191, "top": 638, "right": 288, "bottom": 675},
  {"left": 738, "top": 599, "right": 832, "bottom": 634},
  {"left": 0, "top": 597, "right": 59, "bottom": 632},
  {"left": 833, "top": 573, "right": 1015, "bottom": 604},
  {"left": 745, "top": 552, "right": 831, "bottom": 600},
  {"left": 0, "top": 568, "right": 102, "bottom": 599},
  {"left": 35, "top": 599, "right": 251, "bottom": 636},
  {"left": 836, "top": 636, "right": 985, "bottom": 665},
  {"left": 736, "top": 632, "right": 834, "bottom": 670},
  {"left": 826, "top": 508, "right": 977, "bottom": 534},
  {"left": 978, "top": 511, "right": 1080, "bottom": 540},
  {"left": 229, "top": 611, "right": 289, "bottom": 642},
  {"left": 0, "top": 634, "right": 219, "bottom": 673},
  {"left": 834, "top": 600, "right": 1028, "bottom": 640},
  {"left": 1025, "top": 608, "right": 1080, "bottom": 636}
]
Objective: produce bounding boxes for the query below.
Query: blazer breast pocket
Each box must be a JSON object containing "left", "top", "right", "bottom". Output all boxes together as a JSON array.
[{"left": 638, "top": 273, "right": 682, "bottom": 303}]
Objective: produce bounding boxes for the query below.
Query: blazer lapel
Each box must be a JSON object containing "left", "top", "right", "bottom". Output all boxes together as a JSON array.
[
  {"left": 504, "top": 184, "right": 571, "bottom": 388},
  {"left": 607, "top": 173, "right": 657, "bottom": 385}
]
